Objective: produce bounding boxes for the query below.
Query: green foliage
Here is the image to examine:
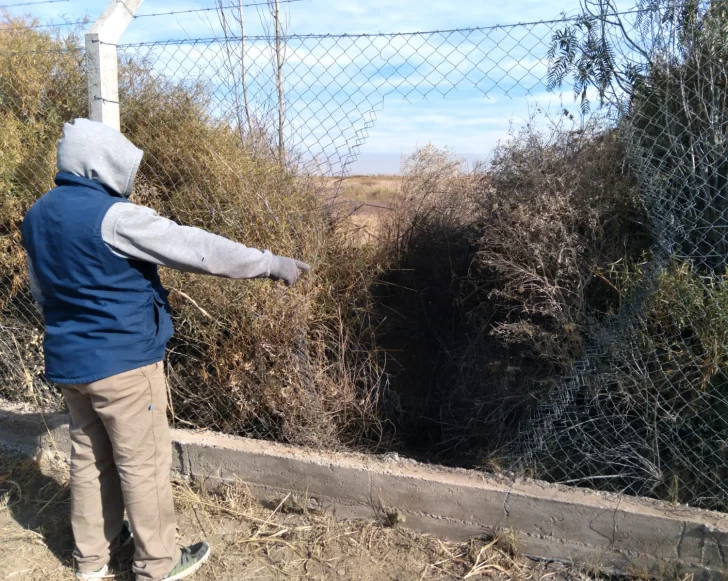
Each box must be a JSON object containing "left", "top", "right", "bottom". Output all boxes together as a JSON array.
[
  {"left": 637, "top": 262, "right": 728, "bottom": 395},
  {"left": 546, "top": 0, "right": 728, "bottom": 110},
  {"left": 547, "top": 14, "right": 619, "bottom": 113}
]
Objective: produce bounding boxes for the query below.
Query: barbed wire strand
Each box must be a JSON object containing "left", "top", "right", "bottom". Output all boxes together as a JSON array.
[
  {"left": 1, "top": 18, "right": 88, "bottom": 30},
  {"left": 107, "top": 3, "right": 694, "bottom": 47},
  {"left": 0, "top": 0, "right": 67, "bottom": 7},
  {"left": 0, "top": 0, "right": 304, "bottom": 31},
  {"left": 135, "top": 0, "right": 304, "bottom": 19},
  {"left": 1, "top": 0, "right": 681, "bottom": 36}
]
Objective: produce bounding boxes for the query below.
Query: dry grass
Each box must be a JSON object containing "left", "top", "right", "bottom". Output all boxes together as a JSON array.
[
  {"left": 339, "top": 175, "right": 401, "bottom": 204},
  {"left": 0, "top": 450, "right": 622, "bottom": 581}
]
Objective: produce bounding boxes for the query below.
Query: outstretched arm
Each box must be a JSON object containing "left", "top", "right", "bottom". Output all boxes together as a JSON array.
[{"left": 101, "top": 203, "right": 310, "bottom": 286}]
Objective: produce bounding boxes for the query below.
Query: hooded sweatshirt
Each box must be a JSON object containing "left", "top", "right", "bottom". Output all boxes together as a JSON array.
[{"left": 22, "top": 119, "right": 276, "bottom": 384}]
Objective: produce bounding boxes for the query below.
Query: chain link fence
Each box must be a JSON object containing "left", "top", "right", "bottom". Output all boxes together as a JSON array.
[
  {"left": 115, "top": 22, "right": 555, "bottom": 176},
  {"left": 505, "top": 0, "right": 728, "bottom": 510},
  {"left": 3, "top": 1, "right": 728, "bottom": 511}
]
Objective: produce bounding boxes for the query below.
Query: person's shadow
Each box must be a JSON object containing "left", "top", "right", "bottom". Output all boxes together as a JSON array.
[{"left": 0, "top": 408, "right": 133, "bottom": 579}]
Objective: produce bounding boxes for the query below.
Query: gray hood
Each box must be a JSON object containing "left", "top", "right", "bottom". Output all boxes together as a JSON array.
[{"left": 57, "top": 118, "right": 143, "bottom": 197}]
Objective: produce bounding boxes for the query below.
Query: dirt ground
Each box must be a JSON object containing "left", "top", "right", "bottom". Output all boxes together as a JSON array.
[{"left": 0, "top": 450, "right": 608, "bottom": 581}]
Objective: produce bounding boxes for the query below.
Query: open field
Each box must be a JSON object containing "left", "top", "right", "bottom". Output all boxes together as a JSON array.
[
  {"left": 333, "top": 175, "right": 400, "bottom": 243},
  {"left": 339, "top": 175, "right": 402, "bottom": 205}
]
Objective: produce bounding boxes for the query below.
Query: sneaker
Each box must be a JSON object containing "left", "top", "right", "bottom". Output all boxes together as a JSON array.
[
  {"left": 76, "top": 564, "right": 110, "bottom": 580},
  {"left": 75, "top": 521, "right": 134, "bottom": 579},
  {"left": 162, "top": 542, "right": 211, "bottom": 581}
]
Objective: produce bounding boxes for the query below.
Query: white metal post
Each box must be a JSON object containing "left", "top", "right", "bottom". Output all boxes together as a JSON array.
[{"left": 85, "top": 0, "right": 144, "bottom": 131}]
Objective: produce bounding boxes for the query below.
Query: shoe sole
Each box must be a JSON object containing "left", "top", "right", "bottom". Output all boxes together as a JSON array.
[{"left": 164, "top": 547, "right": 212, "bottom": 581}]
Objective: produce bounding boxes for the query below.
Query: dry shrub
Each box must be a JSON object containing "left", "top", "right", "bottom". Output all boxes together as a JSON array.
[
  {"left": 471, "top": 119, "right": 647, "bottom": 372},
  {"left": 374, "top": 123, "right": 648, "bottom": 464},
  {"left": 0, "top": 18, "right": 387, "bottom": 450},
  {"left": 0, "top": 16, "right": 651, "bottom": 467},
  {"left": 522, "top": 258, "right": 728, "bottom": 506},
  {"left": 0, "top": 15, "right": 86, "bottom": 407}
]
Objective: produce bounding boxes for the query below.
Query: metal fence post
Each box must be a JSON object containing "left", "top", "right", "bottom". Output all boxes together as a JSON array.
[{"left": 85, "top": 0, "right": 144, "bottom": 131}]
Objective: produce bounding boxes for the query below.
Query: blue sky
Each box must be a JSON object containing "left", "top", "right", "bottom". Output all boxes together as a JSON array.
[{"left": 7, "top": 0, "right": 598, "bottom": 173}]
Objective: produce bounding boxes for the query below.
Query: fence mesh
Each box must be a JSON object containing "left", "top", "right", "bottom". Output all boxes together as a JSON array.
[
  {"left": 506, "top": 0, "right": 728, "bottom": 510},
  {"left": 115, "top": 22, "right": 556, "bottom": 177},
  {"left": 3, "top": 1, "right": 728, "bottom": 511}
]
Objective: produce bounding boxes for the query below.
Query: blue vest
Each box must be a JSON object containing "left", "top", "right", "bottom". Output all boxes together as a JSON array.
[{"left": 21, "top": 172, "right": 174, "bottom": 384}]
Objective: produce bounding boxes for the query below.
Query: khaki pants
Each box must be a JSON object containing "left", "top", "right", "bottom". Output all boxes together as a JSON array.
[{"left": 61, "top": 362, "right": 180, "bottom": 581}]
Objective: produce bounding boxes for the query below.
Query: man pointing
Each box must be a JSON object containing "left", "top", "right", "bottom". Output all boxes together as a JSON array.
[{"left": 22, "top": 118, "right": 310, "bottom": 581}]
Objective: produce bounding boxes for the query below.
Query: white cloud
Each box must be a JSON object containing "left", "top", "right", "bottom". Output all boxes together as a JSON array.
[{"left": 10, "top": 0, "right": 589, "bottom": 171}]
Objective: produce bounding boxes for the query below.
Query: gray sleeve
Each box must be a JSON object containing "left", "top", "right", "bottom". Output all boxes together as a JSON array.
[
  {"left": 100, "top": 202, "right": 274, "bottom": 279},
  {"left": 26, "top": 256, "right": 45, "bottom": 321}
]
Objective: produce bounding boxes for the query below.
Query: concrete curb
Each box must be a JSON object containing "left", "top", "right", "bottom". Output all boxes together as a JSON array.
[{"left": 1, "top": 401, "right": 727, "bottom": 580}]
